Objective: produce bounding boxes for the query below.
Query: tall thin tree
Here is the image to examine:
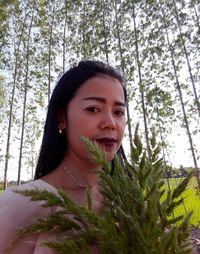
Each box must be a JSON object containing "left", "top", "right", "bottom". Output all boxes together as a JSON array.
[
  {"left": 171, "top": 0, "right": 200, "bottom": 118},
  {"left": 3, "top": 3, "right": 29, "bottom": 189},
  {"left": 17, "top": 0, "right": 36, "bottom": 185},
  {"left": 131, "top": 2, "right": 151, "bottom": 158},
  {"left": 113, "top": 0, "right": 133, "bottom": 148},
  {"left": 159, "top": 0, "right": 200, "bottom": 190}
]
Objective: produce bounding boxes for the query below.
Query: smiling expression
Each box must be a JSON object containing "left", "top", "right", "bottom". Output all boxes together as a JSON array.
[{"left": 59, "top": 75, "right": 126, "bottom": 164}]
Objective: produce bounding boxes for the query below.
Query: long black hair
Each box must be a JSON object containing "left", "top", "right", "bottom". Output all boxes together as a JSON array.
[{"left": 35, "top": 60, "right": 127, "bottom": 179}]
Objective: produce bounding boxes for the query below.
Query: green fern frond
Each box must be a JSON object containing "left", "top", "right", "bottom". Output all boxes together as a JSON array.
[
  {"left": 13, "top": 130, "right": 193, "bottom": 254},
  {"left": 81, "top": 136, "right": 111, "bottom": 172},
  {"left": 172, "top": 172, "right": 193, "bottom": 200},
  {"left": 15, "top": 189, "right": 64, "bottom": 207}
]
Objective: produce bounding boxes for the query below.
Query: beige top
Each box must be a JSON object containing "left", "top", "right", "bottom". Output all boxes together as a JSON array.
[{"left": 0, "top": 180, "right": 59, "bottom": 254}]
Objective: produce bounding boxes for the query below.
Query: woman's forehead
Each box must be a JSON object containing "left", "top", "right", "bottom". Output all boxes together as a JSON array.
[{"left": 74, "top": 75, "right": 124, "bottom": 100}]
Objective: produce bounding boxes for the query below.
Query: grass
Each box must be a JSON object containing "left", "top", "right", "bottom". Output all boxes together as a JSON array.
[
  {"left": 164, "top": 177, "right": 200, "bottom": 227},
  {"left": 1, "top": 177, "right": 199, "bottom": 227}
]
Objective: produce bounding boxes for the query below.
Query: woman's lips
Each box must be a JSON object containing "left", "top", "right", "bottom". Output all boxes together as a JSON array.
[{"left": 95, "top": 138, "right": 117, "bottom": 149}]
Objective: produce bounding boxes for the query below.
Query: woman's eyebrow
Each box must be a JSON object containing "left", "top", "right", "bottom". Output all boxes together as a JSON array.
[{"left": 82, "top": 96, "right": 125, "bottom": 107}]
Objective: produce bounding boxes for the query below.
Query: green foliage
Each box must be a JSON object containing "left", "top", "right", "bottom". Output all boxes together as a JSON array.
[
  {"left": 13, "top": 131, "right": 193, "bottom": 254},
  {"left": 164, "top": 177, "right": 200, "bottom": 227}
]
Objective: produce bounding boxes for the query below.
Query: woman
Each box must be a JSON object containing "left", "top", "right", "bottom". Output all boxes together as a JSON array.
[{"left": 0, "top": 60, "right": 127, "bottom": 253}]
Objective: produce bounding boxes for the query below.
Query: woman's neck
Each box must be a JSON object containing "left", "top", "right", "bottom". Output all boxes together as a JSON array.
[
  {"left": 41, "top": 153, "right": 101, "bottom": 191},
  {"left": 61, "top": 159, "right": 100, "bottom": 188}
]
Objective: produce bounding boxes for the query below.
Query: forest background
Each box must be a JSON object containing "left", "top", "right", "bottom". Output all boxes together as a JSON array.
[{"left": 0, "top": 0, "right": 199, "bottom": 190}]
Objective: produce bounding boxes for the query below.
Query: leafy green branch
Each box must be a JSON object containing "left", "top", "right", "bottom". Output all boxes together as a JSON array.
[{"left": 12, "top": 129, "right": 193, "bottom": 253}]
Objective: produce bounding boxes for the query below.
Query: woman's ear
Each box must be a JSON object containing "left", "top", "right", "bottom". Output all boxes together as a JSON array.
[{"left": 57, "top": 110, "right": 67, "bottom": 130}]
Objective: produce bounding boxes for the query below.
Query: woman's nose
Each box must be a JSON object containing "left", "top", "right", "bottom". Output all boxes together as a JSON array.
[{"left": 100, "top": 112, "right": 116, "bottom": 130}]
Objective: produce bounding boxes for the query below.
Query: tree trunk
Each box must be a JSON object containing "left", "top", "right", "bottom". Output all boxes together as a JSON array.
[
  {"left": 160, "top": 0, "right": 200, "bottom": 190},
  {"left": 17, "top": 0, "right": 35, "bottom": 185},
  {"left": 113, "top": 0, "right": 133, "bottom": 148},
  {"left": 48, "top": 11, "right": 54, "bottom": 102},
  {"left": 101, "top": 0, "right": 109, "bottom": 64},
  {"left": 131, "top": 3, "right": 151, "bottom": 158},
  {"left": 193, "top": 3, "right": 200, "bottom": 33},
  {"left": 172, "top": 0, "right": 200, "bottom": 118},
  {"left": 3, "top": 6, "right": 28, "bottom": 190},
  {"left": 62, "top": 12, "right": 67, "bottom": 73}
]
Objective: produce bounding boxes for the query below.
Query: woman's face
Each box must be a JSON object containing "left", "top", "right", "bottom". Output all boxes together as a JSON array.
[{"left": 60, "top": 75, "right": 126, "bottom": 163}]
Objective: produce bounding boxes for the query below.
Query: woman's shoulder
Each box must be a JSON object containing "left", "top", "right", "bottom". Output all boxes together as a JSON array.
[
  {"left": 11, "top": 179, "right": 57, "bottom": 192},
  {"left": 0, "top": 179, "right": 58, "bottom": 217},
  {"left": 12, "top": 179, "right": 57, "bottom": 192},
  {"left": 0, "top": 180, "right": 58, "bottom": 253},
  {"left": 0, "top": 179, "right": 57, "bottom": 207}
]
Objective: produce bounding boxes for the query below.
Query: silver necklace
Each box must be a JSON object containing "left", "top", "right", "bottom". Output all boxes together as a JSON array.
[{"left": 64, "top": 166, "right": 87, "bottom": 188}]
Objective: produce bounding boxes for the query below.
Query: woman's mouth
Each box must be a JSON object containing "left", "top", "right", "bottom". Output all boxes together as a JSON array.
[{"left": 95, "top": 138, "right": 117, "bottom": 149}]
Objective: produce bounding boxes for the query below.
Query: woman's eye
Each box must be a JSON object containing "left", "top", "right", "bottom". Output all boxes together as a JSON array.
[
  {"left": 115, "top": 110, "right": 125, "bottom": 116},
  {"left": 86, "top": 107, "right": 100, "bottom": 113}
]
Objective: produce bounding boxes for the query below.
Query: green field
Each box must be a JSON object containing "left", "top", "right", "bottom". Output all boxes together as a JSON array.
[{"left": 164, "top": 177, "right": 200, "bottom": 226}]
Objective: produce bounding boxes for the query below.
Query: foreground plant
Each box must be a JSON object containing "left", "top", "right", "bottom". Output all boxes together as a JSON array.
[{"left": 14, "top": 128, "right": 193, "bottom": 254}]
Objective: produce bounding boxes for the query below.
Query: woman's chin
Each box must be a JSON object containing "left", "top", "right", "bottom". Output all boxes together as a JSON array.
[
  {"left": 105, "top": 151, "right": 117, "bottom": 162},
  {"left": 96, "top": 143, "right": 118, "bottom": 159}
]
